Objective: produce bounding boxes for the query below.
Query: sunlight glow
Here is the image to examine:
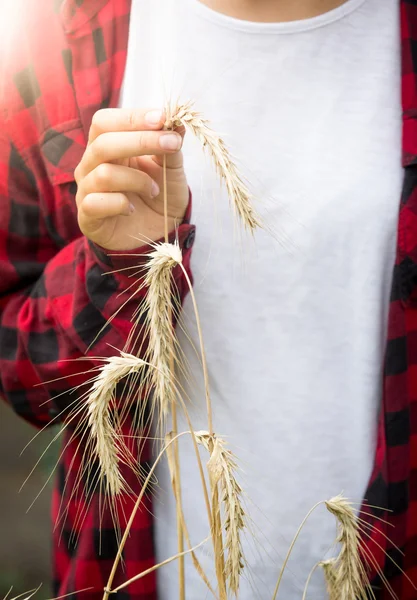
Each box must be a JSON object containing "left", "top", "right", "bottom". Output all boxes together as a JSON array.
[{"left": 0, "top": 1, "right": 23, "bottom": 59}]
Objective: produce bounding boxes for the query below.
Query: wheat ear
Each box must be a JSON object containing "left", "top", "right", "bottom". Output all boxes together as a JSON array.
[
  {"left": 86, "top": 351, "right": 148, "bottom": 495},
  {"left": 320, "top": 559, "right": 338, "bottom": 599},
  {"left": 325, "top": 495, "right": 371, "bottom": 600},
  {"left": 142, "top": 241, "right": 182, "bottom": 426},
  {"left": 166, "top": 101, "right": 262, "bottom": 233},
  {"left": 197, "top": 432, "right": 246, "bottom": 596}
]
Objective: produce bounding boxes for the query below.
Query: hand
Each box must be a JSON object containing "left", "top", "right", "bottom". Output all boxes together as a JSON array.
[{"left": 74, "top": 108, "right": 189, "bottom": 251}]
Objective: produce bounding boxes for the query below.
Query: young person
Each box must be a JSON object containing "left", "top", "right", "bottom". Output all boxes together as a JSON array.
[{"left": 0, "top": 0, "right": 416, "bottom": 598}]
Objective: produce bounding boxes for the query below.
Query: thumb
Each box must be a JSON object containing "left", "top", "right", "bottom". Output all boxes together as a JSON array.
[{"left": 152, "top": 125, "right": 186, "bottom": 169}]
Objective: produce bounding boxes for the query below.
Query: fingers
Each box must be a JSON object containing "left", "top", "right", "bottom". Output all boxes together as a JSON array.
[
  {"left": 77, "top": 130, "right": 183, "bottom": 179},
  {"left": 88, "top": 108, "right": 166, "bottom": 144},
  {"left": 76, "top": 163, "right": 160, "bottom": 206},
  {"left": 152, "top": 126, "right": 186, "bottom": 170},
  {"left": 78, "top": 192, "right": 133, "bottom": 236}
]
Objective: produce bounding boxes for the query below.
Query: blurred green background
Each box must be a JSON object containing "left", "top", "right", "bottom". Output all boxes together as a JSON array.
[{"left": 0, "top": 400, "right": 58, "bottom": 597}]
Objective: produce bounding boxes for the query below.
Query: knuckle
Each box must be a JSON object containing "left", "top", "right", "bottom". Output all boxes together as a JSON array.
[
  {"left": 80, "top": 194, "right": 96, "bottom": 218},
  {"left": 91, "top": 109, "right": 107, "bottom": 130},
  {"left": 95, "top": 163, "right": 112, "bottom": 185}
]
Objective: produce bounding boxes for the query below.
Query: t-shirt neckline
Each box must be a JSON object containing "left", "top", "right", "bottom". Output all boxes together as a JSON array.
[{"left": 187, "top": 0, "right": 368, "bottom": 34}]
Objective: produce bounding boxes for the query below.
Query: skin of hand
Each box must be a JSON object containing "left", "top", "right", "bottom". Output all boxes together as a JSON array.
[{"left": 74, "top": 108, "right": 189, "bottom": 251}]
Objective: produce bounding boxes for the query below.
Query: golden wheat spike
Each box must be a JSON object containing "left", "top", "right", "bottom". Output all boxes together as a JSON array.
[
  {"left": 325, "top": 495, "right": 371, "bottom": 600},
  {"left": 86, "top": 351, "right": 148, "bottom": 495},
  {"left": 320, "top": 559, "right": 338, "bottom": 599},
  {"left": 143, "top": 241, "right": 182, "bottom": 427},
  {"left": 166, "top": 101, "right": 262, "bottom": 233},
  {"left": 197, "top": 432, "right": 246, "bottom": 596}
]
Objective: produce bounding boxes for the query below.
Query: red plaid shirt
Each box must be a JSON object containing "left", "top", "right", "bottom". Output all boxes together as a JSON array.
[{"left": 1, "top": 0, "right": 417, "bottom": 598}]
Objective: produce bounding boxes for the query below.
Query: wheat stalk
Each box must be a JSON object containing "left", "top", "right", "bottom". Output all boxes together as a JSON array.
[
  {"left": 166, "top": 101, "right": 262, "bottom": 233},
  {"left": 301, "top": 562, "right": 322, "bottom": 600},
  {"left": 102, "top": 431, "right": 190, "bottom": 600},
  {"left": 142, "top": 239, "right": 186, "bottom": 594},
  {"left": 175, "top": 258, "right": 229, "bottom": 598},
  {"left": 161, "top": 154, "right": 186, "bottom": 599},
  {"left": 197, "top": 432, "right": 246, "bottom": 596},
  {"left": 325, "top": 495, "right": 371, "bottom": 600},
  {"left": 109, "top": 537, "right": 210, "bottom": 594},
  {"left": 164, "top": 431, "right": 218, "bottom": 598},
  {"left": 86, "top": 351, "right": 148, "bottom": 496}
]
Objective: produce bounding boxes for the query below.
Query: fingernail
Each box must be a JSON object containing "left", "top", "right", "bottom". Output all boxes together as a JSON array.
[
  {"left": 151, "top": 180, "right": 160, "bottom": 197},
  {"left": 145, "top": 109, "right": 163, "bottom": 125},
  {"left": 129, "top": 203, "right": 135, "bottom": 214},
  {"left": 160, "top": 133, "right": 181, "bottom": 151}
]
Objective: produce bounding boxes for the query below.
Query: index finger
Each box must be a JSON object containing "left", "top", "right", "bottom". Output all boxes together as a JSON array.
[{"left": 88, "top": 108, "right": 166, "bottom": 144}]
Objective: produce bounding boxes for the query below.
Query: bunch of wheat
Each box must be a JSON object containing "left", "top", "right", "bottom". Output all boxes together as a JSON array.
[{"left": 29, "top": 101, "right": 409, "bottom": 600}]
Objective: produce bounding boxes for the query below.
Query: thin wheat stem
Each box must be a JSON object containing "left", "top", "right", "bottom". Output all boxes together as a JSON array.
[
  {"left": 177, "top": 263, "right": 227, "bottom": 596},
  {"left": 109, "top": 537, "right": 210, "bottom": 594},
  {"left": 102, "top": 432, "right": 189, "bottom": 600},
  {"left": 163, "top": 153, "right": 185, "bottom": 600},
  {"left": 301, "top": 562, "right": 321, "bottom": 600},
  {"left": 165, "top": 399, "right": 225, "bottom": 597},
  {"left": 271, "top": 501, "right": 324, "bottom": 600},
  {"left": 172, "top": 403, "right": 185, "bottom": 600},
  {"left": 178, "top": 262, "right": 213, "bottom": 433},
  {"left": 48, "top": 587, "right": 95, "bottom": 600},
  {"left": 174, "top": 399, "right": 213, "bottom": 533},
  {"left": 163, "top": 153, "right": 169, "bottom": 241},
  {"left": 165, "top": 433, "right": 218, "bottom": 599}
]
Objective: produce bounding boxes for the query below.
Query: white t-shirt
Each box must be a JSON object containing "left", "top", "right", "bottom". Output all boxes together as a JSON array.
[{"left": 120, "top": 0, "right": 402, "bottom": 597}]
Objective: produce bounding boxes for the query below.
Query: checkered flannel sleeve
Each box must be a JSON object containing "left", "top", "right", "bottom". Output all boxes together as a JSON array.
[{"left": 0, "top": 127, "right": 195, "bottom": 428}]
